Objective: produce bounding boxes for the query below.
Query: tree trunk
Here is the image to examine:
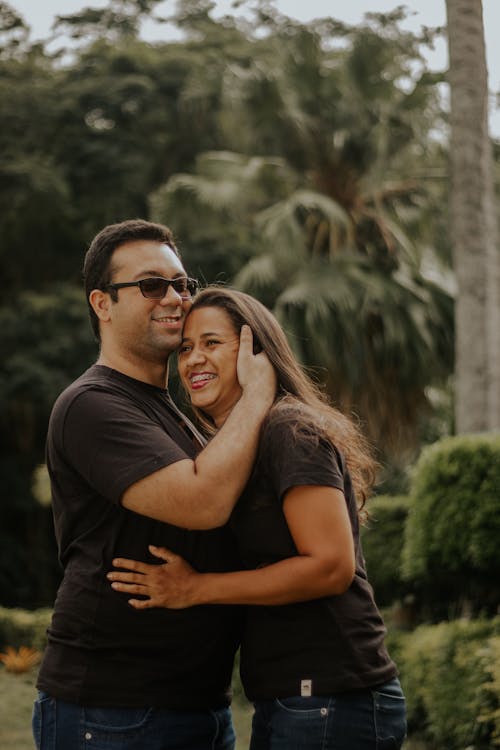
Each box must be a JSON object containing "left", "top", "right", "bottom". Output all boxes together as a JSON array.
[{"left": 445, "top": 0, "right": 500, "bottom": 432}]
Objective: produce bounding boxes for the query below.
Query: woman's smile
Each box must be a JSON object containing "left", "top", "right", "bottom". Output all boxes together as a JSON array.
[{"left": 189, "top": 372, "right": 217, "bottom": 390}]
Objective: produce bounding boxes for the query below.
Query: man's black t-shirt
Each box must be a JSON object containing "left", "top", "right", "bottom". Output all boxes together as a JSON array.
[
  {"left": 231, "top": 408, "right": 397, "bottom": 701},
  {"left": 37, "top": 365, "right": 241, "bottom": 709}
]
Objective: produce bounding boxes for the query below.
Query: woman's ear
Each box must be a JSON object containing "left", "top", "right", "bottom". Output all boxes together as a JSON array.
[{"left": 89, "top": 289, "right": 112, "bottom": 324}]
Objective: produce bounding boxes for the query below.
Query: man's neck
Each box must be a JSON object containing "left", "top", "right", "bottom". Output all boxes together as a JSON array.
[{"left": 96, "top": 351, "right": 169, "bottom": 389}]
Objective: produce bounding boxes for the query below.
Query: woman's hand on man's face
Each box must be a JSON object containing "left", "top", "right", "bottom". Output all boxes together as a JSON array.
[{"left": 107, "top": 545, "right": 200, "bottom": 609}]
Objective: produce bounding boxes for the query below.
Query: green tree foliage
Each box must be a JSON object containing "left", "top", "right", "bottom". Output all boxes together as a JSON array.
[
  {"left": 388, "top": 617, "right": 500, "bottom": 749},
  {"left": 0, "top": 39, "right": 79, "bottom": 288},
  {"left": 360, "top": 495, "right": 411, "bottom": 608},
  {"left": 0, "top": 1, "right": 29, "bottom": 55},
  {"left": 0, "top": 0, "right": 240, "bottom": 294},
  {"left": 150, "top": 152, "right": 288, "bottom": 281},
  {"left": 0, "top": 286, "right": 97, "bottom": 461},
  {"left": 402, "top": 434, "right": 500, "bottom": 618},
  {"left": 53, "top": 0, "right": 165, "bottom": 41},
  {"left": 152, "top": 8, "right": 454, "bottom": 456},
  {"left": 0, "top": 287, "right": 97, "bottom": 606}
]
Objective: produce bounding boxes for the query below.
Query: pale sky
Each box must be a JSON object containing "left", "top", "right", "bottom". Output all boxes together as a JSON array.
[{"left": 8, "top": 0, "right": 500, "bottom": 135}]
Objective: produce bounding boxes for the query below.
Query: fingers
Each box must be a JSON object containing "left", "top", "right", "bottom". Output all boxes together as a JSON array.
[
  {"left": 112, "top": 547, "right": 177, "bottom": 574},
  {"left": 108, "top": 547, "right": 193, "bottom": 611},
  {"left": 112, "top": 557, "right": 150, "bottom": 573},
  {"left": 236, "top": 325, "right": 254, "bottom": 388},
  {"left": 148, "top": 545, "right": 175, "bottom": 562},
  {"left": 128, "top": 598, "right": 155, "bottom": 610},
  {"left": 239, "top": 323, "right": 252, "bottom": 346},
  {"left": 110, "top": 581, "right": 147, "bottom": 594},
  {"left": 237, "top": 325, "right": 253, "bottom": 363},
  {"left": 108, "top": 571, "right": 145, "bottom": 584},
  {"left": 236, "top": 324, "right": 276, "bottom": 402}
]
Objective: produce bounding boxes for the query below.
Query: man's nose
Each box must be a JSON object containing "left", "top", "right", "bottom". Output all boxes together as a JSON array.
[{"left": 159, "top": 284, "right": 183, "bottom": 305}]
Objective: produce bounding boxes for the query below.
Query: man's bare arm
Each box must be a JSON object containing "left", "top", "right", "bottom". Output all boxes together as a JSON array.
[{"left": 121, "top": 326, "right": 275, "bottom": 529}]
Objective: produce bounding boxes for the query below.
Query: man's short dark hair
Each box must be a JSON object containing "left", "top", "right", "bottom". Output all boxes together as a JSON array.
[{"left": 83, "top": 219, "right": 180, "bottom": 341}]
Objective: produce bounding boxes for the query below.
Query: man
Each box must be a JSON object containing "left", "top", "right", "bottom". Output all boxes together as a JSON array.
[{"left": 34, "top": 219, "right": 275, "bottom": 749}]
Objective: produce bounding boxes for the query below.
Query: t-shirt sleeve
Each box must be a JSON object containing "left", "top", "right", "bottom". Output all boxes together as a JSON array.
[
  {"left": 58, "top": 388, "right": 189, "bottom": 503},
  {"left": 262, "top": 418, "right": 345, "bottom": 502}
]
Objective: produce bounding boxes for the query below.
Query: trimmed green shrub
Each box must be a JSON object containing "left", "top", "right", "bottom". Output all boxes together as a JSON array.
[
  {"left": 388, "top": 617, "right": 500, "bottom": 749},
  {"left": 361, "top": 495, "right": 411, "bottom": 607},
  {"left": 0, "top": 606, "right": 51, "bottom": 651},
  {"left": 479, "top": 635, "right": 500, "bottom": 746},
  {"left": 402, "top": 434, "right": 500, "bottom": 615}
]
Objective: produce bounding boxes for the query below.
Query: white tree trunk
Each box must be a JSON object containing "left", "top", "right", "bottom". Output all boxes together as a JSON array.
[
  {"left": 445, "top": 0, "right": 500, "bottom": 432},
  {"left": 485, "top": 142, "right": 500, "bottom": 430}
]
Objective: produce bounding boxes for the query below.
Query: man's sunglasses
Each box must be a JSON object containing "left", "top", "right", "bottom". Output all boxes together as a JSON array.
[{"left": 106, "top": 276, "right": 199, "bottom": 299}]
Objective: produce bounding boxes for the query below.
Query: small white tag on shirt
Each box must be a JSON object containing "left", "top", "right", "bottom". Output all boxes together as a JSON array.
[{"left": 300, "top": 679, "right": 312, "bottom": 697}]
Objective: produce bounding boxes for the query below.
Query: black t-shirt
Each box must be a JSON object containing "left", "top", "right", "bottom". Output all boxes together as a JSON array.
[
  {"left": 230, "top": 408, "right": 397, "bottom": 700},
  {"left": 37, "top": 365, "right": 241, "bottom": 709}
]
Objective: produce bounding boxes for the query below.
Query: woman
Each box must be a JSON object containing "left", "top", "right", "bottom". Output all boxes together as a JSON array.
[{"left": 108, "top": 287, "right": 407, "bottom": 750}]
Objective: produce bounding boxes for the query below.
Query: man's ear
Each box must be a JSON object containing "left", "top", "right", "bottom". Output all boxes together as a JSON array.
[{"left": 89, "top": 289, "right": 112, "bottom": 323}]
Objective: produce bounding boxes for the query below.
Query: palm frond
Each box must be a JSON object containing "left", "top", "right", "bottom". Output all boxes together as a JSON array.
[
  {"left": 255, "top": 188, "right": 353, "bottom": 261},
  {"left": 233, "top": 254, "right": 279, "bottom": 292}
]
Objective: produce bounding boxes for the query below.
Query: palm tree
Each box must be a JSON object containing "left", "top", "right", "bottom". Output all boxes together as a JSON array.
[
  {"left": 445, "top": 0, "right": 500, "bottom": 433},
  {"left": 151, "top": 9, "right": 454, "bottom": 456}
]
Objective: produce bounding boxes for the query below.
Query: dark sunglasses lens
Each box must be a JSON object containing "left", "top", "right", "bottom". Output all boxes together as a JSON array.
[
  {"left": 140, "top": 278, "right": 167, "bottom": 298},
  {"left": 139, "top": 277, "right": 198, "bottom": 298},
  {"left": 171, "top": 278, "right": 198, "bottom": 297},
  {"left": 171, "top": 278, "right": 189, "bottom": 296}
]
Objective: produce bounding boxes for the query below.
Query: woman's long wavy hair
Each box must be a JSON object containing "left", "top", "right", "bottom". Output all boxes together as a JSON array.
[{"left": 181, "top": 287, "right": 377, "bottom": 516}]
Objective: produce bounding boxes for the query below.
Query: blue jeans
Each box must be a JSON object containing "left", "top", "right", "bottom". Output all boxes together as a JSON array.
[
  {"left": 32, "top": 691, "right": 235, "bottom": 750},
  {"left": 249, "top": 678, "right": 406, "bottom": 750}
]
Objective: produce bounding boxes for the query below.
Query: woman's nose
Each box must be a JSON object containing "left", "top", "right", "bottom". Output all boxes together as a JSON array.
[{"left": 186, "top": 346, "right": 206, "bottom": 365}]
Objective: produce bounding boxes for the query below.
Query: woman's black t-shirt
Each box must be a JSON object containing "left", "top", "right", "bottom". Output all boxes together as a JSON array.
[{"left": 230, "top": 409, "right": 397, "bottom": 701}]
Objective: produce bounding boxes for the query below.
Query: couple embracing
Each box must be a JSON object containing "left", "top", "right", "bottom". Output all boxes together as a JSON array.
[{"left": 34, "top": 219, "right": 406, "bottom": 750}]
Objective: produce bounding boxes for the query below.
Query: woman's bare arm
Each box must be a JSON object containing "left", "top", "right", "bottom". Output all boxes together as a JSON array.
[{"left": 108, "top": 486, "right": 355, "bottom": 608}]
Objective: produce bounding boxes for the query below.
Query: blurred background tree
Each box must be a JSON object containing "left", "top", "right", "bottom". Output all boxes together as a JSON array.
[
  {"left": 0, "top": 287, "right": 98, "bottom": 605},
  {"left": 151, "top": 6, "right": 455, "bottom": 467}
]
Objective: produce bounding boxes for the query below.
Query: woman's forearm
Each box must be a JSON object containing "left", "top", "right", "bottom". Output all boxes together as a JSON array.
[
  {"left": 109, "top": 487, "right": 356, "bottom": 610},
  {"left": 191, "top": 554, "right": 354, "bottom": 606}
]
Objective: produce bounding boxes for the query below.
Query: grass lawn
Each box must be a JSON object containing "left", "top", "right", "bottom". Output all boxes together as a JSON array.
[
  {"left": 231, "top": 696, "right": 253, "bottom": 748},
  {"left": 0, "top": 667, "right": 253, "bottom": 750},
  {"left": 0, "top": 668, "right": 37, "bottom": 749}
]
